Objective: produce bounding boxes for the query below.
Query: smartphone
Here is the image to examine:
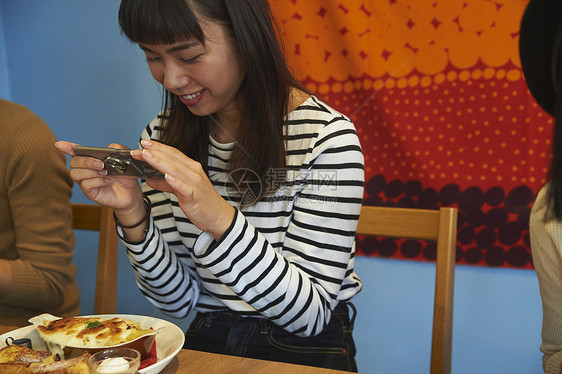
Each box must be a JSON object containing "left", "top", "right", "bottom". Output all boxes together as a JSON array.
[{"left": 73, "top": 145, "right": 164, "bottom": 179}]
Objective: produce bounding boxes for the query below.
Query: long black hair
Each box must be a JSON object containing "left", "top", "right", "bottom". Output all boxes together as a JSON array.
[
  {"left": 545, "top": 29, "right": 562, "bottom": 220},
  {"left": 118, "top": 0, "right": 306, "bottom": 202},
  {"left": 547, "top": 64, "right": 562, "bottom": 219}
]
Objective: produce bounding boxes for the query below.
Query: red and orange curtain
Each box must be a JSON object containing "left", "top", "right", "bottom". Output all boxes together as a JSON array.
[{"left": 270, "top": 0, "right": 549, "bottom": 269}]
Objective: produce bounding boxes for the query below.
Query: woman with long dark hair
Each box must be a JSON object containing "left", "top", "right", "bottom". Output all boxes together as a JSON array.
[
  {"left": 57, "top": 1, "right": 364, "bottom": 370},
  {"left": 521, "top": 0, "right": 562, "bottom": 372}
]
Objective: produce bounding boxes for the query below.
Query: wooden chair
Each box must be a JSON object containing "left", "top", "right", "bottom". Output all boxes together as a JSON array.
[
  {"left": 71, "top": 203, "right": 119, "bottom": 314},
  {"left": 356, "top": 205, "right": 458, "bottom": 374}
]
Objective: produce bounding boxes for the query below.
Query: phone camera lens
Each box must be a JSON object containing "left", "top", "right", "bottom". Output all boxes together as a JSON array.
[{"left": 105, "top": 156, "right": 127, "bottom": 173}]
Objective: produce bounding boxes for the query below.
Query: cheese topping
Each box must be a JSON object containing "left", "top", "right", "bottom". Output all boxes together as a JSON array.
[{"left": 36, "top": 317, "right": 153, "bottom": 349}]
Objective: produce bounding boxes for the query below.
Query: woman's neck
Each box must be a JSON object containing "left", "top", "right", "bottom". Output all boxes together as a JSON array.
[
  {"left": 211, "top": 110, "right": 240, "bottom": 144},
  {"left": 210, "top": 87, "right": 310, "bottom": 144},
  {"left": 288, "top": 87, "right": 310, "bottom": 113}
]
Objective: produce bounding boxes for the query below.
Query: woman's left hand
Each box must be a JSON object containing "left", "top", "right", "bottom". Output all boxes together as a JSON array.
[{"left": 131, "top": 140, "right": 235, "bottom": 240}]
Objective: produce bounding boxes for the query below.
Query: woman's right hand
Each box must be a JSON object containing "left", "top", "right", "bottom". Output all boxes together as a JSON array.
[{"left": 55, "top": 141, "right": 143, "bottom": 211}]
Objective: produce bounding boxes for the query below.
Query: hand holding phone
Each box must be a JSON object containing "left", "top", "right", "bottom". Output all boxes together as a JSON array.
[{"left": 73, "top": 145, "right": 164, "bottom": 179}]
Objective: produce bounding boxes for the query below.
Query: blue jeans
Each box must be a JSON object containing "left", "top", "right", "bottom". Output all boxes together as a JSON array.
[{"left": 184, "top": 302, "right": 358, "bottom": 372}]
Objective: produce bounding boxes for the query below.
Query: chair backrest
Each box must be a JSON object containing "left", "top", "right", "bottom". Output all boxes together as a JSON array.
[
  {"left": 71, "top": 203, "right": 119, "bottom": 314},
  {"left": 356, "top": 205, "right": 458, "bottom": 374}
]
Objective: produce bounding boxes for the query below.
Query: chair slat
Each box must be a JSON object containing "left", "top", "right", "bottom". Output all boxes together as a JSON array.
[
  {"left": 72, "top": 203, "right": 119, "bottom": 314},
  {"left": 357, "top": 205, "right": 458, "bottom": 374}
]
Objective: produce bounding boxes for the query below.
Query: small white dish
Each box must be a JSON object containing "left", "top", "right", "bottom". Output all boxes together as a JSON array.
[{"left": 88, "top": 347, "right": 141, "bottom": 374}]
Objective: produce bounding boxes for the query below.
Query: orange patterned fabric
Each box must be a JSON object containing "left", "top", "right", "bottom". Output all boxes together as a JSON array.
[{"left": 270, "top": 0, "right": 549, "bottom": 268}]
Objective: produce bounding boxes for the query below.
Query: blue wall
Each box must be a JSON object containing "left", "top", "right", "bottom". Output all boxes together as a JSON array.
[
  {"left": 0, "top": 1, "right": 543, "bottom": 373},
  {"left": 0, "top": 2, "right": 9, "bottom": 98}
]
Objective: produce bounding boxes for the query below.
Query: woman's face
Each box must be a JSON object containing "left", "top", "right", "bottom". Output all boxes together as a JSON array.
[{"left": 140, "top": 20, "right": 245, "bottom": 123}]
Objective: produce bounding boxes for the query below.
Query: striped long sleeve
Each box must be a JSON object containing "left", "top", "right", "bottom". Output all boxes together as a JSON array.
[{"left": 120, "top": 96, "right": 364, "bottom": 337}]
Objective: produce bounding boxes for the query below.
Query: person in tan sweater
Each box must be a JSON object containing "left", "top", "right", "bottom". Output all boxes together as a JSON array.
[{"left": 0, "top": 99, "right": 79, "bottom": 326}]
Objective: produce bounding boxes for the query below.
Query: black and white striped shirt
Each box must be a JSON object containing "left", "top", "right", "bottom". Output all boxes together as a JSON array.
[{"left": 121, "top": 96, "right": 364, "bottom": 337}]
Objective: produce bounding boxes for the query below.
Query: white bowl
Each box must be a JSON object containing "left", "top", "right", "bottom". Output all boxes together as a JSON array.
[{"left": 1, "top": 314, "right": 184, "bottom": 374}]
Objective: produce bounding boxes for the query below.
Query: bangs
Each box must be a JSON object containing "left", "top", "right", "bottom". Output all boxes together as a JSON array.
[{"left": 118, "top": 0, "right": 205, "bottom": 45}]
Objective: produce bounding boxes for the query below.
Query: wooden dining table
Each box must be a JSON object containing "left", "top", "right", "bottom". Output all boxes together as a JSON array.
[{"left": 0, "top": 324, "right": 354, "bottom": 373}]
